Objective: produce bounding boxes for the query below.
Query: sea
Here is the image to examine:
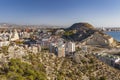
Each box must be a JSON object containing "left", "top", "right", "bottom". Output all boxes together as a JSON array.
[{"left": 106, "top": 31, "right": 120, "bottom": 42}]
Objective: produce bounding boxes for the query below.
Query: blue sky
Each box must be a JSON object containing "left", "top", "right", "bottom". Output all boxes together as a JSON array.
[{"left": 0, "top": 0, "right": 120, "bottom": 27}]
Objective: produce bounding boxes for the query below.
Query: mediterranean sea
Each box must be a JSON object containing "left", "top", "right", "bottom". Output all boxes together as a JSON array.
[{"left": 106, "top": 31, "right": 120, "bottom": 41}]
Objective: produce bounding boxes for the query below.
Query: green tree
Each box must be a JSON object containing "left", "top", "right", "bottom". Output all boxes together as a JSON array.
[{"left": 99, "top": 76, "right": 106, "bottom": 80}]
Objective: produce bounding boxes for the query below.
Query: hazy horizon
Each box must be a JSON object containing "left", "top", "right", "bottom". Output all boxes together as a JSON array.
[{"left": 0, "top": 0, "right": 120, "bottom": 27}]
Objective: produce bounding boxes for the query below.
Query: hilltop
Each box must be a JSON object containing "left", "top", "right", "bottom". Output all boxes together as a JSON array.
[{"left": 68, "top": 23, "right": 95, "bottom": 30}]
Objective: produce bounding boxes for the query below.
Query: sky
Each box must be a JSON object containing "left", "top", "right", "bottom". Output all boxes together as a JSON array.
[{"left": 0, "top": 0, "right": 120, "bottom": 27}]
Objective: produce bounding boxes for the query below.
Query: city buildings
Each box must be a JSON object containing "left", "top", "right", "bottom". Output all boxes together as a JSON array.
[
  {"left": 94, "top": 53, "right": 120, "bottom": 69},
  {"left": 56, "top": 43, "right": 65, "bottom": 57},
  {"left": 0, "top": 28, "right": 76, "bottom": 58},
  {"left": 49, "top": 41, "right": 75, "bottom": 57},
  {"left": 66, "top": 42, "right": 76, "bottom": 55}
]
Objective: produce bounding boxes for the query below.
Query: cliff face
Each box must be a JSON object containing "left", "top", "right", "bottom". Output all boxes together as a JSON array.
[{"left": 64, "top": 23, "right": 117, "bottom": 47}]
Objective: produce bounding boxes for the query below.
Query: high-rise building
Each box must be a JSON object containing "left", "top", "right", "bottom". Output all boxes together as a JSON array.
[
  {"left": 49, "top": 42, "right": 65, "bottom": 57},
  {"left": 49, "top": 43, "right": 56, "bottom": 53},
  {"left": 66, "top": 42, "right": 75, "bottom": 52},
  {"left": 56, "top": 44, "right": 65, "bottom": 57},
  {"left": 66, "top": 42, "right": 75, "bottom": 55}
]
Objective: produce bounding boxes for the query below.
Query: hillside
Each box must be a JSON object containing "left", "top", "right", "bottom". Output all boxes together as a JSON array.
[
  {"left": 63, "top": 23, "right": 118, "bottom": 47},
  {"left": 64, "top": 23, "right": 95, "bottom": 41},
  {"left": 0, "top": 52, "right": 120, "bottom": 80}
]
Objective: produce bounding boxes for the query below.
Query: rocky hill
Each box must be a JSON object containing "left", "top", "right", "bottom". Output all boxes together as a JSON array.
[
  {"left": 68, "top": 23, "right": 95, "bottom": 30},
  {"left": 0, "top": 51, "right": 120, "bottom": 80},
  {"left": 64, "top": 23, "right": 95, "bottom": 41},
  {"left": 0, "top": 44, "right": 120, "bottom": 80},
  {"left": 64, "top": 23, "right": 118, "bottom": 47},
  {"left": 39, "top": 52, "right": 120, "bottom": 80}
]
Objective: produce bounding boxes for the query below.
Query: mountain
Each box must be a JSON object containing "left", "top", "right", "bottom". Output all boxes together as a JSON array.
[{"left": 64, "top": 23, "right": 118, "bottom": 47}]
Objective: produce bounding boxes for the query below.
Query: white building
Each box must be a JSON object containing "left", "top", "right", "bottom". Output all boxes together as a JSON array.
[
  {"left": 0, "top": 41, "right": 10, "bottom": 47},
  {"left": 66, "top": 42, "right": 75, "bottom": 54},
  {"left": 56, "top": 44, "right": 65, "bottom": 57},
  {"left": 10, "top": 29, "right": 19, "bottom": 41},
  {"left": 49, "top": 42, "right": 65, "bottom": 57},
  {"left": 32, "top": 46, "right": 38, "bottom": 54},
  {"left": 23, "top": 32, "right": 30, "bottom": 38}
]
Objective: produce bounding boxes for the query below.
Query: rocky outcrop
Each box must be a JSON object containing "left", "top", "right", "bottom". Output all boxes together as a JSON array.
[{"left": 81, "top": 32, "right": 117, "bottom": 47}]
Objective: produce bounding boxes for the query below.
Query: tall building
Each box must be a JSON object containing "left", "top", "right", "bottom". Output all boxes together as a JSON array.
[
  {"left": 38, "top": 45, "right": 41, "bottom": 52},
  {"left": 66, "top": 42, "right": 75, "bottom": 55},
  {"left": 49, "top": 42, "right": 65, "bottom": 57},
  {"left": 49, "top": 43, "right": 56, "bottom": 53},
  {"left": 56, "top": 44, "right": 65, "bottom": 57}
]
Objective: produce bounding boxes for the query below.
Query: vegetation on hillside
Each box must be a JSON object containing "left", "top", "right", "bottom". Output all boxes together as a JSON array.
[
  {"left": 0, "top": 48, "right": 120, "bottom": 80},
  {"left": 0, "top": 58, "right": 47, "bottom": 80}
]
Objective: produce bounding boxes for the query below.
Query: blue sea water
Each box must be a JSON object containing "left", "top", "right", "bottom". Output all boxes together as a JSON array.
[{"left": 106, "top": 31, "right": 120, "bottom": 41}]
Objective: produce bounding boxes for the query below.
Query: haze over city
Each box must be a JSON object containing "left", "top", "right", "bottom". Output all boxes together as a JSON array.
[{"left": 0, "top": 0, "right": 120, "bottom": 27}]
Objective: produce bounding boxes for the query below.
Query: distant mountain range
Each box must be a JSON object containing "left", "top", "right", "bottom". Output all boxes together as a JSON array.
[{"left": 0, "top": 23, "right": 65, "bottom": 28}]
